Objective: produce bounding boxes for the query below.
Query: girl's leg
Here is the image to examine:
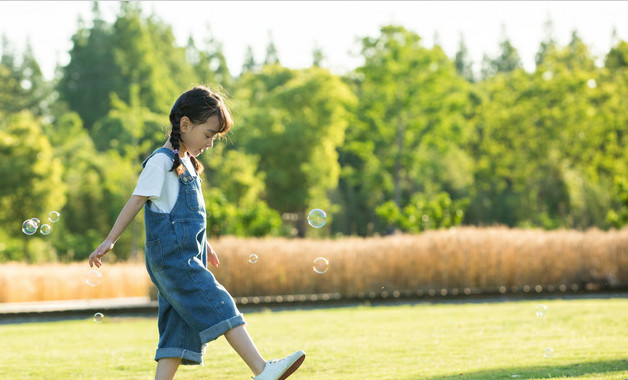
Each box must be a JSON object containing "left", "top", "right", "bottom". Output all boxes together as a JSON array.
[
  {"left": 224, "top": 325, "right": 266, "bottom": 376},
  {"left": 155, "top": 357, "right": 181, "bottom": 380}
]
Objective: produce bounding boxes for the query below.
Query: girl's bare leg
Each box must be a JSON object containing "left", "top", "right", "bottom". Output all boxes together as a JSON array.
[
  {"left": 224, "top": 325, "right": 267, "bottom": 376},
  {"left": 155, "top": 357, "right": 181, "bottom": 380}
]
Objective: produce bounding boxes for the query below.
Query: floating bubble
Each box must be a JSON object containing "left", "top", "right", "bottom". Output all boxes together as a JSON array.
[
  {"left": 536, "top": 304, "right": 548, "bottom": 318},
  {"left": 543, "top": 347, "right": 553, "bottom": 358},
  {"left": 248, "top": 254, "right": 258, "bottom": 264},
  {"left": 31, "top": 218, "right": 40, "bottom": 228},
  {"left": 86, "top": 269, "right": 102, "bottom": 287},
  {"left": 48, "top": 211, "right": 60, "bottom": 223},
  {"left": 307, "top": 209, "right": 327, "bottom": 228},
  {"left": 93, "top": 312, "right": 104, "bottom": 323},
  {"left": 22, "top": 219, "right": 38, "bottom": 235},
  {"left": 39, "top": 224, "right": 52, "bottom": 235},
  {"left": 313, "top": 257, "right": 329, "bottom": 274}
]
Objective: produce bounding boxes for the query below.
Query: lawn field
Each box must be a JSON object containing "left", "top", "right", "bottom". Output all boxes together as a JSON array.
[{"left": 0, "top": 297, "right": 626, "bottom": 379}]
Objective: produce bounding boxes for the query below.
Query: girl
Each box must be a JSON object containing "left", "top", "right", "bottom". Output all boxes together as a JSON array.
[{"left": 89, "top": 86, "right": 305, "bottom": 380}]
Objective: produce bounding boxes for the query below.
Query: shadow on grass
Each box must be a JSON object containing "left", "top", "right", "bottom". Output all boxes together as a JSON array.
[{"left": 403, "top": 359, "right": 628, "bottom": 380}]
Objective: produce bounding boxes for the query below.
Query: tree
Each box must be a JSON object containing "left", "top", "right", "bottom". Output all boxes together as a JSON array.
[
  {"left": 241, "top": 45, "right": 257, "bottom": 74},
  {"left": 455, "top": 33, "right": 475, "bottom": 82},
  {"left": 186, "top": 26, "right": 234, "bottom": 90},
  {"left": 481, "top": 26, "right": 522, "bottom": 79},
  {"left": 605, "top": 40, "right": 628, "bottom": 70},
  {"left": 264, "top": 31, "right": 280, "bottom": 66},
  {"left": 467, "top": 32, "right": 611, "bottom": 229},
  {"left": 91, "top": 84, "right": 166, "bottom": 161},
  {"left": 58, "top": 2, "right": 194, "bottom": 131},
  {"left": 234, "top": 65, "right": 356, "bottom": 236},
  {"left": 57, "top": 3, "right": 117, "bottom": 130},
  {"left": 0, "top": 112, "right": 65, "bottom": 261},
  {"left": 199, "top": 144, "right": 282, "bottom": 237},
  {"left": 42, "top": 112, "right": 118, "bottom": 261},
  {"left": 312, "top": 43, "right": 325, "bottom": 68},
  {"left": 343, "top": 25, "right": 472, "bottom": 234},
  {"left": 535, "top": 16, "right": 556, "bottom": 66},
  {"left": 0, "top": 36, "right": 49, "bottom": 116}
]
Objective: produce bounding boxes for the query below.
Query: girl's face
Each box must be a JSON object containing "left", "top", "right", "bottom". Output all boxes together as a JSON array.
[{"left": 180, "top": 115, "right": 221, "bottom": 157}]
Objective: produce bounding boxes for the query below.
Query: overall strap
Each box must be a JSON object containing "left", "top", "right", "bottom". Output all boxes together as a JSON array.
[{"left": 142, "top": 147, "right": 176, "bottom": 168}]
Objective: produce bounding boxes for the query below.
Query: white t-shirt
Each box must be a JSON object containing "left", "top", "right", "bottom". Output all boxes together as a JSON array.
[{"left": 133, "top": 152, "right": 197, "bottom": 213}]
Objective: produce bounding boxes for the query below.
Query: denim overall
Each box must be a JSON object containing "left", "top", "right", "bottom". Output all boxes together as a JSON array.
[{"left": 142, "top": 147, "right": 245, "bottom": 365}]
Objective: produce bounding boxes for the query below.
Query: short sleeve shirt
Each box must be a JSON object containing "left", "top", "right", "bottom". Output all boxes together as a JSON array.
[{"left": 133, "top": 152, "right": 196, "bottom": 213}]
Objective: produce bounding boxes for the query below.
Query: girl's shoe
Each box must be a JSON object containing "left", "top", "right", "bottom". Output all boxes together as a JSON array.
[{"left": 253, "top": 350, "right": 306, "bottom": 380}]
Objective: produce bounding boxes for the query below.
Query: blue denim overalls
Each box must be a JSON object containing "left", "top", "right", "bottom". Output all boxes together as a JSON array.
[{"left": 142, "top": 147, "right": 245, "bottom": 365}]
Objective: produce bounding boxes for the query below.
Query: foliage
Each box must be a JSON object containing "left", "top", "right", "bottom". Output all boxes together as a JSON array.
[
  {"left": 234, "top": 64, "right": 356, "bottom": 236},
  {"left": 339, "top": 25, "right": 471, "bottom": 235},
  {"left": 0, "top": 112, "right": 65, "bottom": 262}
]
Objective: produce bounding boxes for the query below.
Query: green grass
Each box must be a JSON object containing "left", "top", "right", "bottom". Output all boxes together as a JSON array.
[{"left": 0, "top": 297, "right": 626, "bottom": 379}]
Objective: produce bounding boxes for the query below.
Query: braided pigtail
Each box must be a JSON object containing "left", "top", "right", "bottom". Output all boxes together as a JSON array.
[
  {"left": 189, "top": 155, "right": 204, "bottom": 175},
  {"left": 169, "top": 114, "right": 186, "bottom": 176}
]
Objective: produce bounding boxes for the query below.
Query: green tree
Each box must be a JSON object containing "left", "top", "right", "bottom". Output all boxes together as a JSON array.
[
  {"left": 264, "top": 32, "right": 280, "bottom": 66},
  {"left": 186, "top": 27, "right": 234, "bottom": 90},
  {"left": 57, "top": 3, "right": 117, "bottom": 130},
  {"left": 535, "top": 16, "right": 557, "bottom": 66},
  {"left": 241, "top": 45, "right": 257, "bottom": 74},
  {"left": 58, "top": 2, "right": 193, "bottom": 131},
  {"left": 0, "top": 112, "right": 65, "bottom": 261},
  {"left": 342, "top": 25, "right": 472, "bottom": 234},
  {"left": 455, "top": 33, "right": 475, "bottom": 82},
  {"left": 605, "top": 40, "right": 628, "bottom": 70},
  {"left": 200, "top": 144, "right": 282, "bottom": 237},
  {"left": 312, "top": 44, "right": 325, "bottom": 68},
  {"left": 481, "top": 27, "right": 522, "bottom": 79},
  {"left": 234, "top": 65, "right": 356, "bottom": 236},
  {"left": 42, "top": 112, "right": 116, "bottom": 261},
  {"left": 606, "top": 176, "right": 628, "bottom": 228},
  {"left": 91, "top": 84, "right": 166, "bottom": 162},
  {"left": 0, "top": 36, "right": 50, "bottom": 116},
  {"left": 467, "top": 33, "right": 608, "bottom": 229}
]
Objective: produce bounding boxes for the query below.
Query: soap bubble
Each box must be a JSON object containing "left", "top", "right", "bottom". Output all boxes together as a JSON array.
[
  {"left": 248, "top": 254, "right": 258, "bottom": 264},
  {"left": 48, "top": 211, "right": 60, "bottom": 223},
  {"left": 543, "top": 347, "right": 553, "bottom": 358},
  {"left": 93, "top": 312, "right": 104, "bottom": 323},
  {"left": 39, "top": 224, "right": 52, "bottom": 235},
  {"left": 536, "top": 304, "right": 548, "bottom": 318},
  {"left": 86, "top": 269, "right": 102, "bottom": 287},
  {"left": 313, "top": 257, "right": 329, "bottom": 274},
  {"left": 22, "top": 219, "right": 38, "bottom": 235},
  {"left": 307, "top": 209, "right": 327, "bottom": 228}
]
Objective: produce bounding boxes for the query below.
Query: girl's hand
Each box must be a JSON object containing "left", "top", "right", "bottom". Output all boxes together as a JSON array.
[
  {"left": 89, "top": 240, "right": 114, "bottom": 268},
  {"left": 207, "top": 241, "right": 220, "bottom": 268}
]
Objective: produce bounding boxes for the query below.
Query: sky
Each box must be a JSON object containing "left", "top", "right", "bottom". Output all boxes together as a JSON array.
[{"left": 1, "top": 1, "right": 628, "bottom": 80}]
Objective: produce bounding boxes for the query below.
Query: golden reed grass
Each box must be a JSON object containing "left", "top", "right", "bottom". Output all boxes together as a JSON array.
[{"left": 0, "top": 227, "right": 626, "bottom": 303}]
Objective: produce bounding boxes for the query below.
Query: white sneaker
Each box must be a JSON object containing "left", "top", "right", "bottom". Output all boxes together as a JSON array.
[{"left": 253, "top": 350, "right": 306, "bottom": 380}]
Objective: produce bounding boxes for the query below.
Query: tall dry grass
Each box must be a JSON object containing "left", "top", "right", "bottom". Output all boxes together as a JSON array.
[
  {"left": 213, "top": 226, "right": 628, "bottom": 297},
  {"left": 0, "top": 227, "right": 626, "bottom": 303},
  {"left": 0, "top": 262, "right": 150, "bottom": 303}
]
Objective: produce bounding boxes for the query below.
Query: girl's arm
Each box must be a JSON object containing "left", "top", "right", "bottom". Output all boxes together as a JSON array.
[
  {"left": 206, "top": 241, "right": 220, "bottom": 268},
  {"left": 89, "top": 194, "right": 149, "bottom": 268}
]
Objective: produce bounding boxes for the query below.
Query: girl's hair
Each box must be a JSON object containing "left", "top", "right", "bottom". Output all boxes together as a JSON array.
[{"left": 168, "top": 85, "right": 233, "bottom": 176}]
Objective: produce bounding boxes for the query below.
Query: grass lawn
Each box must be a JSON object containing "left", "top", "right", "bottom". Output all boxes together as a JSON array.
[{"left": 0, "top": 297, "right": 626, "bottom": 379}]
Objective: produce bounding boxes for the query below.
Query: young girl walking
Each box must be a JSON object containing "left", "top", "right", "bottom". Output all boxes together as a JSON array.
[{"left": 89, "top": 86, "right": 305, "bottom": 380}]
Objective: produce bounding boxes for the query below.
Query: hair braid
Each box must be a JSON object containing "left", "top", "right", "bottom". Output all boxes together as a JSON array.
[{"left": 169, "top": 114, "right": 185, "bottom": 176}]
